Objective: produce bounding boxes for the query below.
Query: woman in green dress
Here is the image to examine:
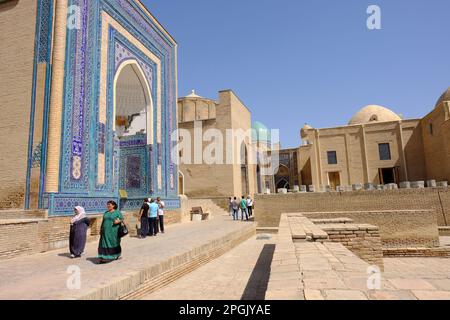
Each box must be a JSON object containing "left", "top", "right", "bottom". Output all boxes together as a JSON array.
[{"left": 98, "top": 201, "right": 124, "bottom": 263}]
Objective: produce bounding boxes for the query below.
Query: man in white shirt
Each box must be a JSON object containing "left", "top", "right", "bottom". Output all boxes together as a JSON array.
[
  {"left": 156, "top": 197, "right": 165, "bottom": 234},
  {"left": 246, "top": 196, "right": 253, "bottom": 217}
]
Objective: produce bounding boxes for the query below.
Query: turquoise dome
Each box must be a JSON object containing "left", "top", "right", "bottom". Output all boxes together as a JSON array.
[{"left": 252, "top": 121, "right": 271, "bottom": 143}]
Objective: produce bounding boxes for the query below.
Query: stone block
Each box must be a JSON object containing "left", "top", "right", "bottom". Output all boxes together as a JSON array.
[
  {"left": 293, "top": 185, "right": 300, "bottom": 193},
  {"left": 324, "top": 290, "right": 368, "bottom": 300},
  {"left": 300, "top": 185, "right": 307, "bottom": 193},
  {"left": 399, "top": 181, "right": 411, "bottom": 189},
  {"left": 364, "top": 183, "right": 375, "bottom": 191},
  {"left": 411, "top": 181, "right": 425, "bottom": 189},
  {"left": 437, "top": 181, "right": 448, "bottom": 188},
  {"left": 352, "top": 184, "right": 363, "bottom": 191},
  {"left": 426, "top": 180, "right": 437, "bottom": 188},
  {"left": 308, "top": 185, "right": 315, "bottom": 193},
  {"left": 277, "top": 188, "right": 288, "bottom": 194}
]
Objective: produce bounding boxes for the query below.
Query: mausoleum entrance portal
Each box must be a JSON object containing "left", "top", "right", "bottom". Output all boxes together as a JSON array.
[{"left": 114, "top": 61, "right": 154, "bottom": 201}]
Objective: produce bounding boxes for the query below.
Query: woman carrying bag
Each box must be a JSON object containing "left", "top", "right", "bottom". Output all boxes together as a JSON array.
[{"left": 98, "top": 200, "right": 125, "bottom": 263}]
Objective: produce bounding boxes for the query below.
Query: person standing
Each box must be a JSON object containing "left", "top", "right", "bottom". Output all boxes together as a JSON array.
[
  {"left": 231, "top": 197, "right": 239, "bottom": 221},
  {"left": 138, "top": 199, "right": 150, "bottom": 239},
  {"left": 148, "top": 198, "right": 159, "bottom": 236},
  {"left": 69, "top": 206, "right": 90, "bottom": 258},
  {"left": 246, "top": 196, "right": 253, "bottom": 218},
  {"left": 240, "top": 196, "right": 248, "bottom": 221},
  {"left": 228, "top": 197, "right": 233, "bottom": 216},
  {"left": 98, "top": 201, "right": 124, "bottom": 263},
  {"left": 146, "top": 198, "right": 152, "bottom": 236},
  {"left": 157, "top": 197, "right": 165, "bottom": 234}
]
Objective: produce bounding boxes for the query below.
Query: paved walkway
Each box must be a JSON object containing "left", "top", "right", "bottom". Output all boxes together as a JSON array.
[
  {"left": 142, "top": 234, "right": 276, "bottom": 300},
  {"left": 0, "top": 215, "right": 254, "bottom": 300},
  {"left": 142, "top": 235, "right": 450, "bottom": 300},
  {"left": 380, "top": 257, "right": 450, "bottom": 299}
]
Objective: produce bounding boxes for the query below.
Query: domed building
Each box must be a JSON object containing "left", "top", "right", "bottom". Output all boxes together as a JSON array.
[
  {"left": 296, "top": 103, "right": 428, "bottom": 190},
  {"left": 348, "top": 105, "right": 402, "bottom": 126},
  {"left": 252, "top": 121, "right": 272, "bottom": 147},
  {"left": 251, "top": 122, "right": 276, "bottom": 193}
]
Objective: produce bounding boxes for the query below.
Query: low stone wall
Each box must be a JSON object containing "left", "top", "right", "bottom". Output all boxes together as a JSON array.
[
  {"left": 255, "top": 188, "right": 450, "bottom": 227},
  {"left": 302, "top": 211, "right": 439, "bottom": 248},
  {"left": 320, "top": 223, "right": 384, "bottom": 270},
  {"left": 0, "top": 219, "right": 41, "bottom": 260},
  {"left": 266, "top": 213, "right": 376, "bottom": 300},
  {"left": 383, "top": 247, "right": 450, "bottom": 258},
  {"left": 282, "top": 214, "right": 383, "bottom": 269},
  {"left": 439, "top": 227, "right": 450, "bottom": 236},
  {"left": 0, "top": 209, "right": 47, "bottom": 219}
]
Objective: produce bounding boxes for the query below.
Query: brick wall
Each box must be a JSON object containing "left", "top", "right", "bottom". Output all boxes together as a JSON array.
[
  {"left": 0, "top": 0, "right": 38, "bottom": 209},
  {"left": 0, "top": 220, "right": 40, "bottom": 260},
  {"left": 383, "top": 247, "right": 450, "bottom": 258},
  {"left": 320, "top": 223, "right": 384, "bottom": 270},
  {"left": 255, "top": 188, "right": 449, "bottom": 227},
  {"left": 302, "top": 211, "right": 439, "bottom": 248},
  {"left": 0, "top": 210, "right": 47, "bottom": 220}
]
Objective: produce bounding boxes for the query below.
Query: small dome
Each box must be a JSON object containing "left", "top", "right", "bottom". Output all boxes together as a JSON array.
[
  {"left": 301, "top": 123, "right": 313, "bottom": 138},
  {"left": 435, "top": 87, "right": 450, "bottom": 108},
  {"left": 348, "top": 105, "right": 402, "bottom": 126},
  {"left": 185, "top": 90, "right": 203, "bottom": 99},
  {"left": 252, "top": 121, "right": 271, "bottom": 143}
]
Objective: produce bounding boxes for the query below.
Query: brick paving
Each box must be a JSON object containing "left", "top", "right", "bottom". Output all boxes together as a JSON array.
[
  {"left": 381, "top": 256, "right": 450, "bottom": 299},
  {"left": 142, "top": 234, "right": 276, "bottom": 300},
  {"left": 0, "top": 215, "right": 255, "bottom": 300}
]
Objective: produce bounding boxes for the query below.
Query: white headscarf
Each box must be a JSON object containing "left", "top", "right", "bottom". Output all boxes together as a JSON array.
[{"left": 71, "top": 206, "right": 87, "bottom": 224}]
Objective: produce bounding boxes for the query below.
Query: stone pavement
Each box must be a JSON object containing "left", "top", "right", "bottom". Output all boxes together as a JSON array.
[
  {"left": 141, "top": 234, "right": 450, "bottom": 300},
  {"left": 142, "top": 234, "right": 276, "bottom": 300},
  {"left": 0, "top": 215, "right": 255, "bottom": 300},
  {"left": 380, "top": 257, "right": 450, "bottom": 300}
]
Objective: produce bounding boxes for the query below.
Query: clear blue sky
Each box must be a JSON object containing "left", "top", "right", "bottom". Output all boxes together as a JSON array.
[{"left": 142, "top": 0, "right": 450, "bottom": 148}]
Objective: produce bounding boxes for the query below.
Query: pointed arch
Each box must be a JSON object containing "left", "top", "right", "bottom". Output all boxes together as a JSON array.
[{"left": 113, "top": 59, "right": 154, "bottom": 144}]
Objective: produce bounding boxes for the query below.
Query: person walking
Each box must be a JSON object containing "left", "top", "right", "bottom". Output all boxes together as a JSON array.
[
  {"left": 157, "top": 197, "right": 165, "bottom": 234},
  {"left": 246, "top": 196, "right": 253, "bottom": 218},
  {"left": 98, "top": 201, "right": 124, "bottom": 263},
  {"left": 148, "top": 198, "right": 159, "bottom": 236},
  {"left": 231, "top": 197, "right": 239, "bottom": 221},
  {"left": 138, "top": 199, "right": 150, "bottom": 239},
  {"left": 240, "top": 196, "right": 248, "bottom": 221},
  {"left": 69, "top": 206, "right": 90, "bottom": 258},
  {"left": 228, "top": 197, "right": 233, "bottom": 216}
]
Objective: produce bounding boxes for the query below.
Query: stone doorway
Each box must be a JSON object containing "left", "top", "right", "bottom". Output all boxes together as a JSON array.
[
  {"left": 379, "top": 167, "right": 398, "bottom": 185},
  {"left": 328, "top": 172, "right": 341, "bottom": 190}
]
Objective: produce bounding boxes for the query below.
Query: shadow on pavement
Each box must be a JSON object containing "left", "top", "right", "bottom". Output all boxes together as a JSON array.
[{"left": 241, "top": 244, "right": 275, "bottom": 300}]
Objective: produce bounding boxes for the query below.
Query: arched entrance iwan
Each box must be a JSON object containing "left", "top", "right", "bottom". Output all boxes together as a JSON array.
[{"left": 113, "top": 60, "right": 154, "bottom": 203}]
